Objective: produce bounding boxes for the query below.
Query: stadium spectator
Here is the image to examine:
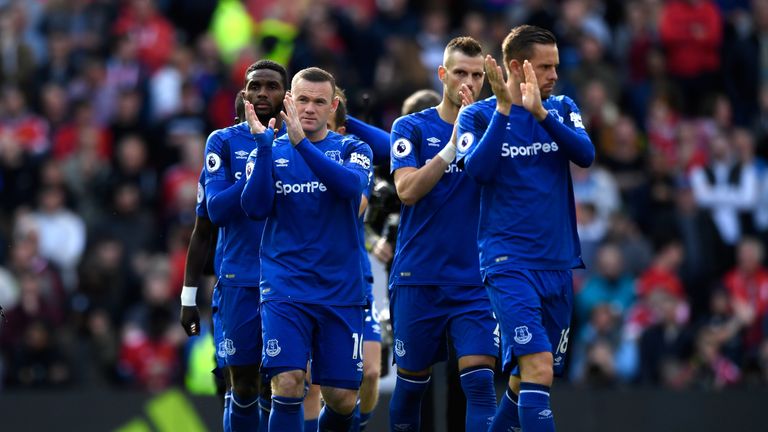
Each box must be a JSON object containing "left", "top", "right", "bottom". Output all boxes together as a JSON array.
[
  {"left": 723, "top": 237, "right": 768, "bottom": 357},
  {"left": 659, "top": 0, "right": 723, "bottom": 116},
  {"left": 576, "top": 242, "right": 636, "bottom": 325}
]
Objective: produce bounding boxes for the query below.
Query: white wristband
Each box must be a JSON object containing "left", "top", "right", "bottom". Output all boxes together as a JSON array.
[
  {"left": 437, "top": 142, "right": 457, "bottom": 163},
  {"left": 181, "top": 286, "right": 198, "bottom": 306}
]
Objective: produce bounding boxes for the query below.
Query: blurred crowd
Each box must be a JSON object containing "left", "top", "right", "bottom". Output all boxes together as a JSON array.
[{"left": 0, "top": 0, "right": 767, "bottom": 394}]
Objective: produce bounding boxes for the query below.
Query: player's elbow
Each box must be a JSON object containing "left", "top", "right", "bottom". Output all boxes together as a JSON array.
[
  {"left": 396, "top": 189, "right": 419, "bottom": 206},
  {"left": 464, "top": 165, "right": 492, "bottom": 185},
  {"left": 573, "top": 142, "right": 595, "bottom": 168},
  {"left": 573, "top": 148, "right": 595, "bottom": 168},
  {"left": 241, "top": 199, "right": 269, "bottom": 220},
  {"left": 206, "top": 206, "right": 227, "bottom": 226}
]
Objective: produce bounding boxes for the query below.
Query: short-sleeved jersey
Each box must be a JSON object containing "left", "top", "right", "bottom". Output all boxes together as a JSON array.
[
  {"left": 389, "top": 107, "right": 482, "bottom": 287},
  {"left": 195, "top": 168, "right": 223, "bottom": 277},
  {"left": 458, "top": 96, "right": 588, "bottom": 274},
  {"left": 203, "top": 122, "right": 265, "bottom": 286},
  {"left": 254, "top": 131, "right": 373, "bottom": 306}
]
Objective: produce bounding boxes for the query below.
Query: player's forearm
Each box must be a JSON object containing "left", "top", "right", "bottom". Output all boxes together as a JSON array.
[
  {"left": 241, "top": 145, "right": 275, "bottom": 220},
  {"left": 394, "top": 158, "right": 449, "bottom": 205},
  {"left": 539, "top": 113, "right": 595, "bottom": 168},
  {"left": 295, "top": 138, "right": 362, "bottom": 199},
  {"left": 183, "top": 218, "right": 213, "bottom": 286},
  {"left": 346, "top": 115, "right": 391, "bottom": 165},
  {"left": 206, "top": 177, "right": 247, "bottom": 225},
  {"left": 465, "top": 110, "right": 509, "bottom": 184}
]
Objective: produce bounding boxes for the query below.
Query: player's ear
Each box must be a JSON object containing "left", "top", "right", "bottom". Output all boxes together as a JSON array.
[
  {"left": 330, "top": 96, "right": 339, "bottom": 112},
  {"left": 337, "top": 125, "right": 347, "bottom": 135},
  {"left": 438, "top": 65, "right": 446, "bottom": 82},
  {"left": 508, "top": 59, "right": 522, "bottom": 81}
]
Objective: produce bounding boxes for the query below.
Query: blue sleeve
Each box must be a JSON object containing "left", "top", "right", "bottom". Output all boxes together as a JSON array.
[
  {"left": 456, "top": 107, "right": 485, "bottom": 164},
  {"left": 346, "top": 115, "right": 390, "bottom": 166},
  {"left": 540, "top": 98, "right": 594, "bottom": 168},
  {"left": 204, "top": 132, "right": 245, "bottom": 225},
  {"left": 195, "top": 168, "right": 208, "bottom": 218},
  {"left": 207, "top": 177, "right": 246, "bottom": 225},
  {"left": 464, "top": 110, "right": 511, "bottom": 184},
  {"left": 295, "top": 137, "right": 370, "bottom": 199},
  {"left": 390, "top": 116, "right": 420, "bottom": 174},
  {"left": 241, "top": 131, "right": 275, "bottom": 220},
  {"left": 344, "top": 139, "right": 374, "bottom": 200}
]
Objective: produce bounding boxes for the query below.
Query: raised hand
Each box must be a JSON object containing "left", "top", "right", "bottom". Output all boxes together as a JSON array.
[
  {"left": 458, "top": 82, "right": 475, "bottom": 108},
  {"left": 279, "top": 92, "right": 307, "bottom": 146},
  {"left": 451, "top": 83, "right": 475, "bottom": 145},
  {"left": 484, "top": 55, "right": 513, "bottom": 115},
  {"left": 244, "top": 100, "right": 276, "bottom": 135},
  {"left": 520, "top": 60, "right": 547, "bottom": 121}
]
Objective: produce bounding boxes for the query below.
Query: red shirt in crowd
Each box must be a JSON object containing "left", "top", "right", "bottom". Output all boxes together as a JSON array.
[{"left": 659, "top": 0, "right": 722, "bottom": 78}]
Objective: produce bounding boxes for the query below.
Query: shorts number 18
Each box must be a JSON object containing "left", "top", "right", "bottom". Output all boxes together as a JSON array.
[{"left": 556, "top": 328, "right": 570, "bottom": 355}]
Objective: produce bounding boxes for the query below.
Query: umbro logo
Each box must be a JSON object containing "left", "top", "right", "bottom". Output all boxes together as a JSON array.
[
  {"left": 426, "top": 137, "right": 441, "bottom": 146},
  {"left": 234, "top": 150, "right": 249, "bottom": 159},
  {"left": 275, "top": 158, "right": 289, "bottom": 167}
]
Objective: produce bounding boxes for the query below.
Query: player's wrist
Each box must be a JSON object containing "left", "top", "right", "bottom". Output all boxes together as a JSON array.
[
  {"left": 437, "top": 142, "right": 457, "bottom": 163},
  {"left": 180, "top": 286, "right": 198, "bottom": 306},
  {"left": 534, "top": 107, "right": 548, "bottom": 122},
  {"left": 496, "top": 103, "right": 511, "bottom": 116}
]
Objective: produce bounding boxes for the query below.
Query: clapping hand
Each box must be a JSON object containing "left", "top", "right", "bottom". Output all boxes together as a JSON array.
[
  {"left": 520, "top": 60, "right": 547, "bottom": 121},
  {"left": 450, "top": 83, "right": 475, "bottom": 145},
  {"left": 280, "top": 92, "right": 307, "bottom": 146},
  {"left": 484, "top": 55, "right": 514, "bottom": 115},
  {"left": 244, "top": 100, "right": 276, "bottom": 135}
]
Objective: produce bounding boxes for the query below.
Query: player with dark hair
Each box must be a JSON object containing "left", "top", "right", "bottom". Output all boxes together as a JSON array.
[
  {"left": 388, "top": 36, "right": 499, "bottom": 432},
  {"left": 458, "top": 25, "right": 594, "bottom": 432},
  {"left": 202, "top": 59, "right": 288, "bottom": 431},
  {"left": 179, "top": 91, "right": 246, "bottom": 431},
  {"left": 241, "top": 67, "right": 373, "bottom": 432}
]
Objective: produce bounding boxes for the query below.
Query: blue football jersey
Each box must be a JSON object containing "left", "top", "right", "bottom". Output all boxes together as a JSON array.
[
  {"left": 203, "top": 122, "right": 265, "bottom": 286},
  {"left": 458, "top": 95, "right": 594, "bottom": 274},
  {"left": 195, "top": 168, "right": 223, "bottom": 277},
  {"left": 389, "top": 107, "right": 482, "bottom": 287},
  {"left": 456, "top": 96, "right": 496, "bottom": 162},
  {"left": 359, "top": 168, "right": 374, "bottom": 301},
  {"left": 247, "top": 131, "right": 373, "bottom": 306}
]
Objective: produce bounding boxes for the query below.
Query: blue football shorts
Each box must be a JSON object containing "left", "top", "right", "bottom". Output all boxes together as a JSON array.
[
  {"left": 211, "top": 283, "right": 225, "bottom": 376},
  {"left": 389, "top": 284, "right": 499, "bottom": 372},
  {"left": 261, "top": 300, "right": 364, "bottom": 389},
  {"left": 484, "top": 268, "right": 573, "bottom": 376},
  {"left": 364, "top": 296, "right": 382, "bottom": 344},
  {"left": 217, "top": 281, "right": 263, "bottom": 368}
]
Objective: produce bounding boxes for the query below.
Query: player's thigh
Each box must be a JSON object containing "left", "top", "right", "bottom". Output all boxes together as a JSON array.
[
  {"left": 260, "top": 301, "right": 313, "bottom": 376},
  {"left": 390, "top": 284, "right": 450, "bottom": 372},
  {"left": 219, "top": 284, "right": 262, "bottom": 367},
  {"left": 538, "top": 269, "right": 574, "bottom": 376},
  {"left": 362, "top": 340, "right": 382, "bottom": 378},
  {"left": 485, "top": 271, "right": 551, "bottom": 362},
  {"left": 311, "top": 304, "right": 365, "bottom": 390},
  {"left": 447, "top": 285, "right": 500, "bottom": 362}
]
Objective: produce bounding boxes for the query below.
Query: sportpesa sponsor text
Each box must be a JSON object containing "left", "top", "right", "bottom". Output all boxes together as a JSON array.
[{"left": 275, "top": 180, "right": 327, "bottom": 195}]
